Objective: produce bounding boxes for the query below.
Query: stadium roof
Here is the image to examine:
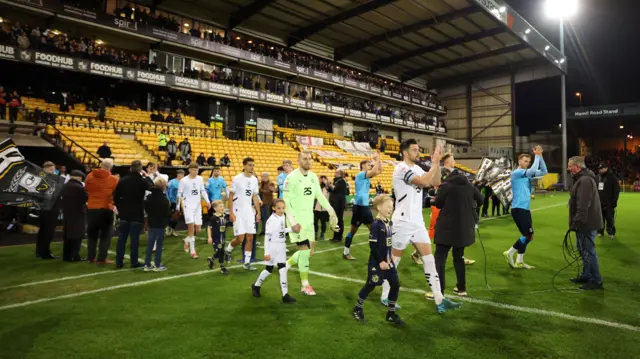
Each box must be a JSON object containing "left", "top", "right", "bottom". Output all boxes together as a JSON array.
[{"left": 162, "top": 0, "right": 567, "bottom": 88}]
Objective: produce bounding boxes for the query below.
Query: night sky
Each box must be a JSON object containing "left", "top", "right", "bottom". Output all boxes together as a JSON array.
[{"left": 504, "top": 0, "right": 639, "bottom": 135}]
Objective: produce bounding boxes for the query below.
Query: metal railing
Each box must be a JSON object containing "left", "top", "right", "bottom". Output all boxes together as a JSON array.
[{"left": 44, "top": 125, "right": 102, "bottom": 167}]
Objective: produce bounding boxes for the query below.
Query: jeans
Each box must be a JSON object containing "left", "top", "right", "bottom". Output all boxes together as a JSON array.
[
  {"left": 116, "top": 220, "right": 142, "bottom": 267},
  {"left": 576, "top": 230, "right": 602, "bottom": 284},
  {"left": 434, "top": 244, "right": 466, "bottom": 292},
  {"left": 145, "top": 228, "right": 165, "bottom": 267},
  {"left": 86, "top": 209, "right": 114, "bottom": 261}
]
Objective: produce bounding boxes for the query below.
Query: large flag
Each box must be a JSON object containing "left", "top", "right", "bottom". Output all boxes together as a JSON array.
[
  {"left": 476, "top": 156, "right": 514, "bottom": 207},
  {"left": 0, "top": 138, "right": 64, "bottom": 210}
]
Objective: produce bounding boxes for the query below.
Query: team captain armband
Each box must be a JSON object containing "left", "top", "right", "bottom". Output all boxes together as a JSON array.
[{"left": 401, "top": 166, "right": 416, "bottom": 184}]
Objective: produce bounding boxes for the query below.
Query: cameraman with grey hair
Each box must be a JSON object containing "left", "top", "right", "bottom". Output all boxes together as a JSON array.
[{"left": 568, "top": 156, "right": 604, "bottom": 290}]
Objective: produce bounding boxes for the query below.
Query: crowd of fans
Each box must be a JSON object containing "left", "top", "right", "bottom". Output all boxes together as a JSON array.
[
  {"left": 586, "top": 150, "right": 640, "bottom": 182},
  {"left": 111, "top": 3, "right": 438, "bottom": 103}
]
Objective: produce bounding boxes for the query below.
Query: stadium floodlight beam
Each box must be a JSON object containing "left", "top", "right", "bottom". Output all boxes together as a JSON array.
[{"left": 545, "top": 0, "right": 578, "bottom": 188}]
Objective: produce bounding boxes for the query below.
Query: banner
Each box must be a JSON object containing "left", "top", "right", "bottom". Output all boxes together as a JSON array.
[
  {"left": 0, "top": 139, "right": 64, "bottom": 210},
  {"left": 296, "top": 136, "right": 323, "bottom": 147},
  {"left": 475, "top": 156, "right": 514, "bottom": 207}
]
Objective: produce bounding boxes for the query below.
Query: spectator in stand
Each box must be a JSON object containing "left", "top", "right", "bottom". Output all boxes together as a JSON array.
[
  {"left": 174, "top": 109, "right": 183, "bottom": 124},
  {"left": 61, "top": 170, "right": 88, "bottom": 262},
  {"left": 158, "top": 130, "right": 168, "bottom": 151},
  {"left": 165, "top": 112, "right": 175, "bottom": 123},
  {"left": 258, "top": 172, "right": 276, "bottom": 234},
  {"left": 380, "top": 138, "right": 387, "bottom": 153},
  {"left": 0, "top": 86, "right": 6, "bottom": 120},
  {"left": 113, "top": 160, "right": 154, "bottom": 269},
  {"left": 179, "top": 138, "right": 192, "bottom": 163},
  {"left": 97, "top": 97, "right": 106, "bottom": 121},
  {"left": 17, "top": 30, "right": 29, "bottom": 49},
  {"left": 128, "top": 100, "right": 138, "bottom": 110},
  {"left": 196, "top": 152, "right": 207, "bottom": 166},
  {"left": 207, "top": 153, "right": 217, "bottom": 166},
  {"left": 166, "top": 137, "right": 177, "bottom": 166},
  {"left": 97, "top": 141, "right": 112, "bottom": 159},
  {"left": 85, "top": 159, "right": 118, "bottom": 264},
  {"left": 58, "top": 91, "right": 70, "bottom": 113},
  {"left": 220, "top": 154, "right": 231, "bottom": 167},
  {"left": 376, "top": 182, "right": 384, "bottom": 195},
  {"left": 144, "top": 176, "right": 171, "bottom": 271},
  {"left": 8, "top": 90, "right": 20, "bottom": 123},
  {"left": 43, "top": 108, "right": 55, "bottom": 124}
]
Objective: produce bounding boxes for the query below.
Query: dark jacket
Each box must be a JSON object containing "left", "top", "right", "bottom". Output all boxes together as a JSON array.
[
  {"left": 61, "top": 178, "right": 88, "bottom": 240},
  {"left": 97, "top": 145, "right": 112, "bottom": 158},
  {"left": 114, "top": 172, "right": 154, "bottom": 222},
  {"left": 329, "top": 176, "right": 348, "bottom": 204},
  {"left": 569, "top": 169, "right": 603, "bottom": 231},
  {"left": 166, "top": 140, "right": 177, "bottom": 155},
  {"left": 434, "top": 170, "right": 483, "bottom": 248},
  {"left": 597, "top": 171, "right": 620, "bottom": 208},
  {"left": 144, "top": 187, "right": 171, "bottom": 228}
]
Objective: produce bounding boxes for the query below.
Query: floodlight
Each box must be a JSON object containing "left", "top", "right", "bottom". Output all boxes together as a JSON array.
[{"left": 544, "top": 0, "right": 578, "bottom": 19}]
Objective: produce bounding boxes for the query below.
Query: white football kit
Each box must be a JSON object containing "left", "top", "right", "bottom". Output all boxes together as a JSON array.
[
  {"left": 231, "top": 173, "right": 259, "bottom": 236},
  {"left": 391, "top": 162, "right": 430, "bottom": 250},
  {"left": 178, "top": 175, "right": 209, "bottom": 226},
  {"left": 264, "top": 213, "right": 290, "bottom": 264}
]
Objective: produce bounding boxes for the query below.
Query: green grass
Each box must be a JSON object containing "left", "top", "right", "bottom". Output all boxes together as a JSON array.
[{"left": 1, "top": 193, "right": 639, "bottom": 359}]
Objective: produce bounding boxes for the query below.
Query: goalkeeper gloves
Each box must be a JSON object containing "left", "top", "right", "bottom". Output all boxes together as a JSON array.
[{"left": 328, "top": 208, "right": 340, "bottom": 232}]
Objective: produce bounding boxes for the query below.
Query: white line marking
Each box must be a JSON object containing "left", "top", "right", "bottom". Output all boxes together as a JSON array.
[
  {"left": 306, "top": 270, "right": 640, "bottom": 333},
  {"left": 0, "top": 265, "right": 243, "bottom": 311},
  {"left": 0, "top": 270, "right": 127, "bottom": 290}
]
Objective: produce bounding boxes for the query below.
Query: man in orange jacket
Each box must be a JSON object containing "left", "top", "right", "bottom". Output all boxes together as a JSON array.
[{"left": 85, "top": 159, "right": 119, "bottom": 264}]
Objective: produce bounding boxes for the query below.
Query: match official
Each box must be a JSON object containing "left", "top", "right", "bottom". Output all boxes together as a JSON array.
[{"left": 568, "top": 156, "right": 604, "bottom": 290}]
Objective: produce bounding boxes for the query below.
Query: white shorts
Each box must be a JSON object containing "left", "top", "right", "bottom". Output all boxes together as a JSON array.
[
  {"left": 183, "top": 205, "right": 203, "bottom": 226},
  {"left": 233, "top": 211, "right": 256, "bottom": 236},
  {"left": 391, "top": 221, "right": 431, "bottom": 250},
  {"left": 265, "top": 242, "right": 287, "bottom": 265}
]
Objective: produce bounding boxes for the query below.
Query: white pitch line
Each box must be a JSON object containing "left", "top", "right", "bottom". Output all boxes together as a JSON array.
[
  {"left": 0, "top": 264, "right": 244, "bottom": 311},
  {"left": 306, "top": 270, "right": 640, "bottom": 333},
  {"left": 0, "top": 270, "right": 129, "bottom": 291}
]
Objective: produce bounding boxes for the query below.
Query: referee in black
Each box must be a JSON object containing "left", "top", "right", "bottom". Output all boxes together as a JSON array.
[{"left": 328, "top": 169, "right": 347, "bottom": 243}]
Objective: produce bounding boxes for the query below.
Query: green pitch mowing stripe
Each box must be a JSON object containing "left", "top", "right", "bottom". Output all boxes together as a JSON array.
[{"left": 306, "top": 270, "right": 640, "bottom": 333}]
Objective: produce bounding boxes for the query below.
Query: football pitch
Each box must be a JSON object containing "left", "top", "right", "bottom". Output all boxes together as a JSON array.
[{"left": 1, "top": 193, "right": 639, "bottom": 359}]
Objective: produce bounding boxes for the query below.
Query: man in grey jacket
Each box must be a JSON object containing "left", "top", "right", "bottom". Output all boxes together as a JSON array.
[{"left": 568, "top": 156, "right": 604, "bottom": 290}]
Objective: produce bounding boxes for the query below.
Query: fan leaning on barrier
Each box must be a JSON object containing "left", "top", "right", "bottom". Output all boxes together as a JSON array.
[{"left": 475, "top": 156, "right": 514, "bottom": 208}]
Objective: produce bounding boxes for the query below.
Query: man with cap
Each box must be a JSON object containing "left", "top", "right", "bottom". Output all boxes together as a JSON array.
[
  {"left": 597, "top": 163, "right": 620, "bottom": 238},
  {"left": 60, "top": 170, "right": 88, "bottom": 262}
]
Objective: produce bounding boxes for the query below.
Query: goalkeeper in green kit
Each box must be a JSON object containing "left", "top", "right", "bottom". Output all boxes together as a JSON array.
[{"left": 283, "top": 151, "right": 339, "bottom": 296}]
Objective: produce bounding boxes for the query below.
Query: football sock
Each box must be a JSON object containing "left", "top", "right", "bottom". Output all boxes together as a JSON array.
[
  {"left": 345, "top": 232, "right": 353, "bottom": 249},
  {"left": 255, "top": 270, "right": 270, "bottom": 287},
  {"left": 226, "top": 243, "right": 234, "bottom": 253},
  {"left": 298, "top": 249, "right": 311, "bottom": 286},
  {"left": 244, "top": 251, "right": 252, "bottom": 265},
  {"left": 189, "top": 237, "right": 196, "bottom": 254},
  {"left": 279, "top": 266, "right": 289, "bottom": 296},
  {"left": 516, "top": 253, "right": 524, "bottom": 264},
  {"left": 286, "top": 250, "right": 301, "bottom": 266},
  {"left": 422, "top": 254, "right": 444, "bottom": 305},
  {"left": 343, "top": 247, "right": 350, "bottom": 256},
  {"left": 507, "top": 247, "right": 517, "bottom": 257}
]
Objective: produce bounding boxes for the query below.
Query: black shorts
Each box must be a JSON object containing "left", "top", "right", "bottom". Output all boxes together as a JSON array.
[
  {"left": 511, "top": 208, "right": 533, "bottom": 236},
  {"left": 351, "top": 205, "right": 374, "bottom": 226},
  {"left": 367, "top": 260, "right": 398, "bottom": 286}
]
